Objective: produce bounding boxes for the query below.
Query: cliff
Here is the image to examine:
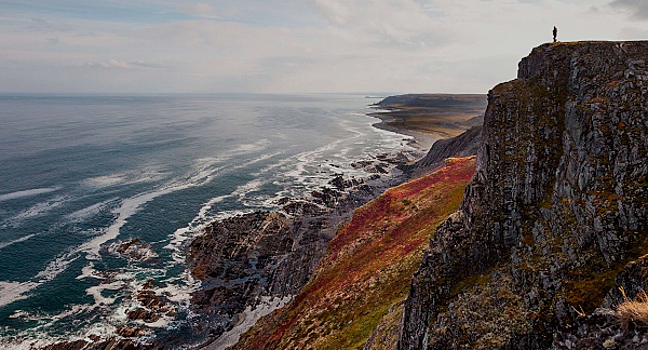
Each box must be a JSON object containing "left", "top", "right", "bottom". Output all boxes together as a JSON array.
[
  {"left": 400, "top": 41, "right": 648, "bottom": 350},
  {"left": 407, "top": 125, "right": 482, "bottom": 174},
  {"left": 232, "top": 157, "right": 476, "bottom": 350}
]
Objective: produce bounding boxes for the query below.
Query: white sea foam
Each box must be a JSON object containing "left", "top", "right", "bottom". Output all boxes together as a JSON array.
[
  {"left": 1, "top": 196, "right": 68, "bottom": 228},
  {"left": 65, "top": 199, "right": 117, "bottom": 222},
  {"left": 163, "top": 152, "right": 283, "bottom": 264},
  {"left": 86, "top": 281, "right": 123, "bottom": 305},
  {"left": 23, "top": 146, "right": 276, "bottom": 317},
  {"left": 83, "top": 174, "right": 128, "bottom": 188},
  {"left": 79, "top": 186, "right": 189, "bottom": 260},
  {"left": 35, "top": 252, "right": 79, "bottom": 282},
  {"left": 0, "top": 187, "right": 61, "bottom": 202},
  {"left": 0, "top": 178, "right": 198, "bottom": 308},
  {"left": 82, "top": 169, "right": 166, "bottom": 189},
  {"left": 76, "top": 262, "right": 98, "bottom": 280},
  {"left": 230, "top": 139, "right": 269, "bottom": 153},
  {"left": 0, "top": 234, "right": 37, "bottom": 250},
  {"left": 0, "top": 281, "right": 40, "bottom": 308}
]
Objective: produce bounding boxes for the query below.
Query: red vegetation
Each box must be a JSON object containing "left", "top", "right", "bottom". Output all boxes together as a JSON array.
[{"left": 235, "top": 156, "right": 476, "bottom": 350}]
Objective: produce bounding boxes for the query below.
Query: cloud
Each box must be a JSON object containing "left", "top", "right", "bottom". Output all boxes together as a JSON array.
[
  {"left": 180, "top": 2, "right": 220, "bottom": 19},
  {"left": 1, "top": 0, "right": 647, "bottom": 94},
  {"left": 311, "top": 0, "right": 351, "bottom": 24},
  {"left": 610, "top": 0, "right": 648, "bottom": 20},
  {"left": 86, "top": 59, "right": 161, "bottom": 69}
]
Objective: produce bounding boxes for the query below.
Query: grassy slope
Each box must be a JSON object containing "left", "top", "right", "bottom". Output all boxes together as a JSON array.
[{"left": 234, "top": 156, "right": 476, "bottom": 350}]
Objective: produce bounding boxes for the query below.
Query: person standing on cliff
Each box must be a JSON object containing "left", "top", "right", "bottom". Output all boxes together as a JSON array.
[{"left": 553, "top": 26, "right": 558, "bottom": 43}]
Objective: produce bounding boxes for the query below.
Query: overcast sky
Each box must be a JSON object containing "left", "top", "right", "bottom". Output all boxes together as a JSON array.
[{"left": 1, "top": 0, "right": 648, "bottom": 94}]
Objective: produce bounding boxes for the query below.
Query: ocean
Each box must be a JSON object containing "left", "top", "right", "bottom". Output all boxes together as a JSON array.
[{"left": 0, "top": 93, "right": 414, "bottom": 348}]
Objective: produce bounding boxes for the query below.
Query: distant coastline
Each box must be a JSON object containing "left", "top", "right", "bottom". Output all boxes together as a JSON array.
[{"left": 368, "top": 93, "right": 487, "bottom": 149}]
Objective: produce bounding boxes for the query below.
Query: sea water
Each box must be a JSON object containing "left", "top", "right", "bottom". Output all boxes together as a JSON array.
[{"left": 0, "top": 93, "right": 413, "bottom": 347}]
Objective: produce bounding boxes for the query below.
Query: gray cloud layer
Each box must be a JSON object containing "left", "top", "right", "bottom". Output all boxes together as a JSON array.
[
  {"left": 610, "top": 0, "right": 648, "bottom": 20},
  {"left": 1, "top": 0, "right": 648, "bottom": 94}
]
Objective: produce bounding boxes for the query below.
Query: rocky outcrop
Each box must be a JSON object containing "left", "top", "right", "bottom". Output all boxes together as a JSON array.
[
  {"left": 553, "top": 255, "right": 648, "bottom": 350},
  {"left": 407, "top": 125, "right": 482, "bottom": 174},
  {"left": 38, "top": 338, "right": 151, "bottom": 350},
  {"left": 188, "top": 170, "right": 404, "bottom": 341},
  {"left": 364, "top": 301, "right": 406, "bottom": 350},
  {"left": 106, "top": 239, "right": 159, "bottom": 263},
  {"left": 399, "top": 41, "right": 648, "bottom": 350}
]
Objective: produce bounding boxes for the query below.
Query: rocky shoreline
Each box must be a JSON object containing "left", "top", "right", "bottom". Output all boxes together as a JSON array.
[
  {"left": 35, "top": 134, "right": 432, "bottom": 350},
  {"left": 188, "top": 150, "right": 417, "bottom": 348},
  {"left": 30, "top": 97, "right": 482, "bottom": 350}
]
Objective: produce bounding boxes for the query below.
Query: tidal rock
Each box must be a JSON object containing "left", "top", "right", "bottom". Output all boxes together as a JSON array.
[
  {"left": 117, "top": 325, "right": 150, "bottom": 338},
  {"left": 106, "top": 238, "right": 158, "bottom": 263}
]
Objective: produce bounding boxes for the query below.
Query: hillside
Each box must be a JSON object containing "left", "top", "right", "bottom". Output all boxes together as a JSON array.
[{"left": 232, "top": 157, "right": 476, "bottom": 350}]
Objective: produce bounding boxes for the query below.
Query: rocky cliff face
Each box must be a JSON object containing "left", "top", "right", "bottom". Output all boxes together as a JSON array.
[
  {"left": 400, "top": 41, "right": 648, "bottom": 350},
  {"left": 407, "top": 125, "right": 482, "bottom": 174}
]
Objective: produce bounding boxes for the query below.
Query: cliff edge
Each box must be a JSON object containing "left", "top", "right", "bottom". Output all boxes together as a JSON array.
[{"left": 400, "top": 41, "right": 648, "bottom": 350}]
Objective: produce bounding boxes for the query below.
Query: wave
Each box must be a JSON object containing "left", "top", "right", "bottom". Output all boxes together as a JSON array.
[
  {"left": 163, "top": 152, "right": 283, "bottom": 265},
  {"left": 0, "top": 234, "right": 37, "bottom": 250},
  {"left": 0, "top": 139, "right": 280, "bottom": 335},
  {"left": 0, "top": 187, "right": 61, "bottom": 202},
  {"left": 82, "top": 169, "right": 166, "bottom": 189},
  {"left": 0, "top": 281, "right": 40, "bottom": 308},
  {"left": 0, "top": 142, "right": 277, "bottom": 310},
  {"left": 1, "top": 195, "right": 68, "bottom": 228},
  {"left": 65, "top": 199, "right": 117, "bottom": 222}
]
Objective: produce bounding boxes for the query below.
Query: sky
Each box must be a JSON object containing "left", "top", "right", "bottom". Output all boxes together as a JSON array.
[{"left": 1, "top": 0, "right": 648, "bottom": 94}]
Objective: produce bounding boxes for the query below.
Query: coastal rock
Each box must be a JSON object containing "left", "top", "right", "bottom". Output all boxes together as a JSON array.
[
  {"left": 37, "top": 338, "right": 151, "bottom": 350},
  {"left": 188, "top": 172, "right": 398, "bottom": 341},
  {"left": 106, "top": 238, "right": 159, "bottom": 263},
  {"left": 124, "top": 280, "right": 175, "bottom": 324},
  {"left": 117, "top": 326, "right": 150, "bottom": 338},
  {"left": 399, "top": 41, "right": 648, "bottom": 350}
]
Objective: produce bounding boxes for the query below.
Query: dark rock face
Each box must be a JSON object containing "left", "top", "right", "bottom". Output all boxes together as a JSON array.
[
  {"left": 399, "top": 42, "right": 648, "bottom": 350},
  {"left": 39, "top": 338, "right": 151, "bottom": 350},
  {"left": 407, "top": 125, "right": 482, "bottom": 173},
  {"left": 553, "top": 256, "right": 648, "bottom": 350},
  {"left": 552, "top": 309, "right": 648, "bottom": 350},
  {"left": 188, "top": 172, "right": 401, "bottom": 340}
]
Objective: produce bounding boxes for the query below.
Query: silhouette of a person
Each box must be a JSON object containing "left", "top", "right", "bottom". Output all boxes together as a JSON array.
[{"left": 553, "top": 26, "right": 558, "bottom": 43}]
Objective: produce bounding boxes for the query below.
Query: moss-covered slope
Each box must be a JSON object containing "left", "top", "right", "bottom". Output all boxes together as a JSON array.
[{"left": 232, "top": 157, "right": 476, "bottom": 350}]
